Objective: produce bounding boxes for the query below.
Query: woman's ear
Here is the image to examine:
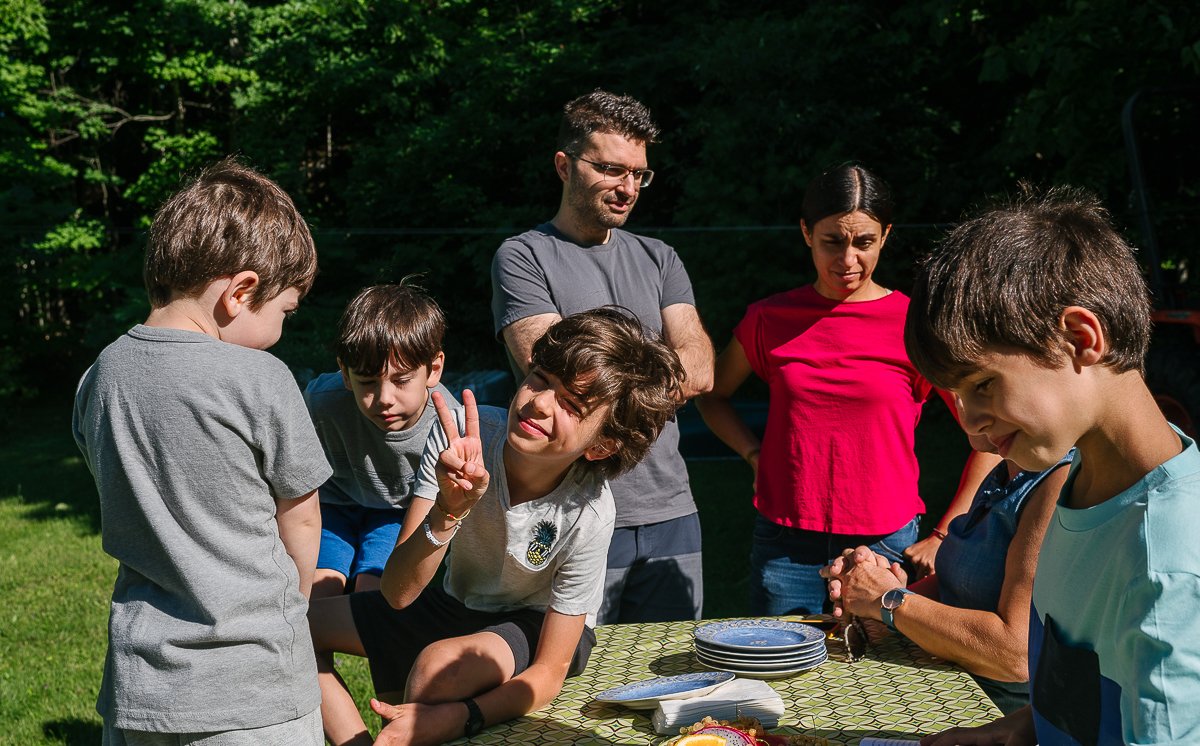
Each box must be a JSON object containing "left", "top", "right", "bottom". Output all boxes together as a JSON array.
[
  {"left": 800, "top": 220, "right": 813, "bottom": 248},
  {"left": 880, "top": 223, "right": 893, "bottom": 247},
  {"left": 1061, "top": 306, "right": 1106, "bottom": 367}
]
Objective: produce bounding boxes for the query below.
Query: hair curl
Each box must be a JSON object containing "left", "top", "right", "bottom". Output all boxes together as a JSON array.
[{"left": 531, "top": 307, "right": 684, "bottom": 477}]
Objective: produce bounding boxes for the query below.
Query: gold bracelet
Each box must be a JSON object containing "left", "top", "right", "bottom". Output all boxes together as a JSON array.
[{"left": 434, "top": 499, "right": 471, "bottom": 523}]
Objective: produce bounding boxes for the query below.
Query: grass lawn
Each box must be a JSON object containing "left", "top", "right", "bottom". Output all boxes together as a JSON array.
[{"left": 0, "top": 397, "right": 966, "bottom": 744}]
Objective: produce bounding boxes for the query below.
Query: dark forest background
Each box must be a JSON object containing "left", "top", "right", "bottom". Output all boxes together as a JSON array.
[{"left": 4, "top": 0, "right": 1199, "bottom": 403}]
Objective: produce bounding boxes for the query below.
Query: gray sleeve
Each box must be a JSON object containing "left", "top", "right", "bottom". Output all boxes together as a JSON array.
[
  {"left": 72, "top": 369, "right": 94, "bottom": 473},
  {"left": 491, "top": 239, "right": 558, "bottom": 337},
  {"left": 256, "top": 372, "right": 333, "bottom": 500},
  {"left": 657, "top": 242, "right": 697, "bottom": 309},
  {"left": 413, "top": 406, "right": 464, "bottom": 500}
]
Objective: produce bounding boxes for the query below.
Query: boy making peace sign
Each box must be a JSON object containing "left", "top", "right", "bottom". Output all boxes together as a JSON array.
[{"left": 309, "top": 308, "right": 685, "bottom": 745}]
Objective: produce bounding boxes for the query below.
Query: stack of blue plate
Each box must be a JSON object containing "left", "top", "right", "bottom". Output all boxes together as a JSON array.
[{"left": 692, "top": 619, "right": 828, "bottom": 679}]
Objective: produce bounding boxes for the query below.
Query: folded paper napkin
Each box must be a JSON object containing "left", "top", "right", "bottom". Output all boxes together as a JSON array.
[{"left": 651, "top": 678, "right": 785, "bottom": 735}]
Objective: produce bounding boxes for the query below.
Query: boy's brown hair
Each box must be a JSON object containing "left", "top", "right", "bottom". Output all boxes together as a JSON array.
[
  {"left": 906, "top": 185, "right": 1152, "bottom": 389},
  {"left": 144, "top": 157, "right": 317, "bottom": 308},
  {"left": 557, "top": 90, "right": 660, "bottom": 154},
  {"left": 531, "top": 306, "right": 684, "bottom": 477},
  {"left": 335, "top": 282, "right": 446, "bottom": 375}
]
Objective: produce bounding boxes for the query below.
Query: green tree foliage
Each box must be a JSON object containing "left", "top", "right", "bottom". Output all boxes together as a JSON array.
[{"left": 1, "top": 0, "right": 1198, "bottom": 399}]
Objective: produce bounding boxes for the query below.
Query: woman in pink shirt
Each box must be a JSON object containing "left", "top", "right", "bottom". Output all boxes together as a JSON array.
[{"left": 697, "top": 164, "right": 996, "bottom": 615}]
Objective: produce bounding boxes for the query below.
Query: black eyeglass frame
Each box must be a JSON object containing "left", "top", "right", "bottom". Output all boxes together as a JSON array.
[{"left": 565, "top": 152, "right": 655, "bottom": 187}]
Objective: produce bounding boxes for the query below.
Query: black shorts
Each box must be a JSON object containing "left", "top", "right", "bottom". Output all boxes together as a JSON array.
[{"left": 349, "top": 586, "right": 597, "bottom": 694}]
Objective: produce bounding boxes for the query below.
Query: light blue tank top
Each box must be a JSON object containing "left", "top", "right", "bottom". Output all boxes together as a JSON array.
[{"left": 936, "top": 450, "right": 1075, "bottom": 612}]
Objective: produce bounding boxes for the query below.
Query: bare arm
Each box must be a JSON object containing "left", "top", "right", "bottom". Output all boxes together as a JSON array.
[
  {"left": 661, "top": 303, "right": 714, "bottom": 398},
  {"left": 500, "top": 313, "right": 562, "bottom": 377},
  {"left": 472, "top": 610, "right": 584, "bottom": 725},
  {"left": 380, "top": 391, "right": 489, "bottom": 609},
  {"left": 905, "top": 449, "right": 1004, "bottom": 577},
  {"left": 695, "top": 338, "right": 760, "bottom": 469},
  {"left": 837, "top": 464, "right": 1068, "bottom": 681},
  {"left": 275, "top": 489, "right": 321, "bottom": 599}
]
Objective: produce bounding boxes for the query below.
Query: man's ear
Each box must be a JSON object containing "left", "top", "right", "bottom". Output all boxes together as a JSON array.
[
  {"left": 583, "top": 437, "right": 619, "bottom": 463},
  {"left": 554, "top": 151, "right": 571, "bottom": 183},
  {"left": 1061, "top": 306, "right": 1106, "bottom": 367},
  {"left": 426, "top": 351, "right": 445, "bottom": 388},
  {"left": 219, "top": 271, "right": 260, "bottom": 320},
  {"left": 800, "top": 220, "right": 813, "bottom": 248},
  {"left": 338, "top": 359, "right": 353, "bottom": 390}
]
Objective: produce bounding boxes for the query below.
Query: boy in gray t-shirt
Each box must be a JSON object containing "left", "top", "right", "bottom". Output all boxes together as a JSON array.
[
  {"left": 72, "top": 159, "right": 332, "bottom": 745},
  {"left": 309, "top": 308, "right": 685, "bottom": 744},
  {"left": 305, "top": 283, "right": 461, "bottom": 600}
]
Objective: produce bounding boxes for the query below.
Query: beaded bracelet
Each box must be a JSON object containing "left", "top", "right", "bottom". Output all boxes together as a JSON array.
[{"left": 423, "top": 514, "right": 460, "bottom": 547}]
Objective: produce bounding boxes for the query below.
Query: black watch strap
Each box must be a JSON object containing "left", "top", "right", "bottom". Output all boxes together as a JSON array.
[{"left": 462, "top": 697, "right": 485, "bottom": 738}]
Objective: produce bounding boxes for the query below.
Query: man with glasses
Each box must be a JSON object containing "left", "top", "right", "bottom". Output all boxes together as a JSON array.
[{"left": 491, "top": 89, "right": 714, "bottom": 624}]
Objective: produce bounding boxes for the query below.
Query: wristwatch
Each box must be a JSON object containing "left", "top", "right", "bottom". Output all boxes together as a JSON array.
[
  {"left": 880, "top": 587, "right": 914, "bottom": 630},
  {"left": 462, "top": 697, "right": 485, "bottom": 738}
]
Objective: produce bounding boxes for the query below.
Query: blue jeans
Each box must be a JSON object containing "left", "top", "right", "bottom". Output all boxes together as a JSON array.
[{"left": 748, "top": 514, "right": 920, "bottom": 616}]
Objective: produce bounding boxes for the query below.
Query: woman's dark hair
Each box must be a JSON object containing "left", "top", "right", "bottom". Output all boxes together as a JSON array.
[{"left": 800, "top": 164, "right": 894, "bottom": 230}]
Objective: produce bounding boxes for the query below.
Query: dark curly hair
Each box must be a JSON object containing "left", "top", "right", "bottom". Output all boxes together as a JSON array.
[
  {"left": 557, "top": 90, "right": 660, "bottom": 154},
  {"left": 530, "top": 307, "right": 684, "bottom": 477}
]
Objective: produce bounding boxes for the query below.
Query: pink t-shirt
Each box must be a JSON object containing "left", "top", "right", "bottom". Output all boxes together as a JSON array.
[{"left": 734, "top": 285, "right": 950, "bottom": 535}]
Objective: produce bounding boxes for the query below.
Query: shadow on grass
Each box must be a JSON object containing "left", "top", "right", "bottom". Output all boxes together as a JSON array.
[
  {"left": 43, "top": 717, "right": 103, "bottom": 745},
  {"left": 0, "top": 398, "right": 100, "bottom": 532}
]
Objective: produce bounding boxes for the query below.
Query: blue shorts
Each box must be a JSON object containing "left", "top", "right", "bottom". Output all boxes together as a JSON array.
[{"left": 317, "top": 502, "right": 405, "bottom": 580}]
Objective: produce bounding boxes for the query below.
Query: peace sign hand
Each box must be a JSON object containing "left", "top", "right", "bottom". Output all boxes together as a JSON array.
[{"left": 432, "top": 389, "right": 490, "bottom": 515}]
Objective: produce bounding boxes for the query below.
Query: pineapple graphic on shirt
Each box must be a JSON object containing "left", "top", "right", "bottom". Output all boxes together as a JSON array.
[{"left": 526, "top": 520, "right": 558, "bottom": 567}]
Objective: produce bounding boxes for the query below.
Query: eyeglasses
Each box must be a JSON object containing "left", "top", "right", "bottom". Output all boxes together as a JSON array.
[{"left": 566, "top": 152, "right": 654, "bottom": 187}]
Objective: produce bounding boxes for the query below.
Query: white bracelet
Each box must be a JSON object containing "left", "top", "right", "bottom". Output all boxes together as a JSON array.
[{"left": 422, "top": 515, "right": 459, "bottom": 547}]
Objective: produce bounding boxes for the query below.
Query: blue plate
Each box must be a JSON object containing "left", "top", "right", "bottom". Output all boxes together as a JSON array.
[
  {"left": 698, "top": 648, "right": 829, "bottom": 679},
  {"left": 594, "top": 671, "right": 736, "bottom": 709},
  {"left": 694, "top": 619, "right": 826, "bottom": 651}
]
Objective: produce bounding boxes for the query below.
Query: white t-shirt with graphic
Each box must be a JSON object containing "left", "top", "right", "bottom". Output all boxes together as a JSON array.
[{"left": 413, "top": 406, "right": 615, "bottom": 623}]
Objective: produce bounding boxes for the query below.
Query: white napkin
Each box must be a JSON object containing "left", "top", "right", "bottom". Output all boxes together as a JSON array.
[{"left": 651, "top": 678, "right": 785, "bottom": 735}]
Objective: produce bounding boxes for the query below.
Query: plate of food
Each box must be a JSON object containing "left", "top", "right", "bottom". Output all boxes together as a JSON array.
[
  {"left": 594, "top": 671, "right": 736, "bottom": 709},
  {"left": 658, "top": 716, "right": 832, "bottom": 745}
]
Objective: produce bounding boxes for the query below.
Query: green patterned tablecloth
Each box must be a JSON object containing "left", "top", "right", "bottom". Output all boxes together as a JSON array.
[{"left": 451, "top": 617, "right": 1002, "bottom": 745}]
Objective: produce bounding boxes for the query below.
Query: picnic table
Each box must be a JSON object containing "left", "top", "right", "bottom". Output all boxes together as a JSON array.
[{"left": 449, "top": 617, "right": 1002, "bottom": 745}]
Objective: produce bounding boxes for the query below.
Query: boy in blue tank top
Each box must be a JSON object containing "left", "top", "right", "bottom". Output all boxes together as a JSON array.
[{"left": 908, "top": 187, "right": 1200, "bottom": 745}]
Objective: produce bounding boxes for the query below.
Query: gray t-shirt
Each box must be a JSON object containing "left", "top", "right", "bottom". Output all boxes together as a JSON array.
[
  {"left": 72, "top": 325, "right": 332, "bottom": 732},
  {"left": 304, "top": 372, "right": 457, "bottom": 510},
  {"left": 413, "top": 406, "right": 615, "bottom": 623},
  {"left": 490, "top": 223, "right": 696, "bottom": 527}
]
